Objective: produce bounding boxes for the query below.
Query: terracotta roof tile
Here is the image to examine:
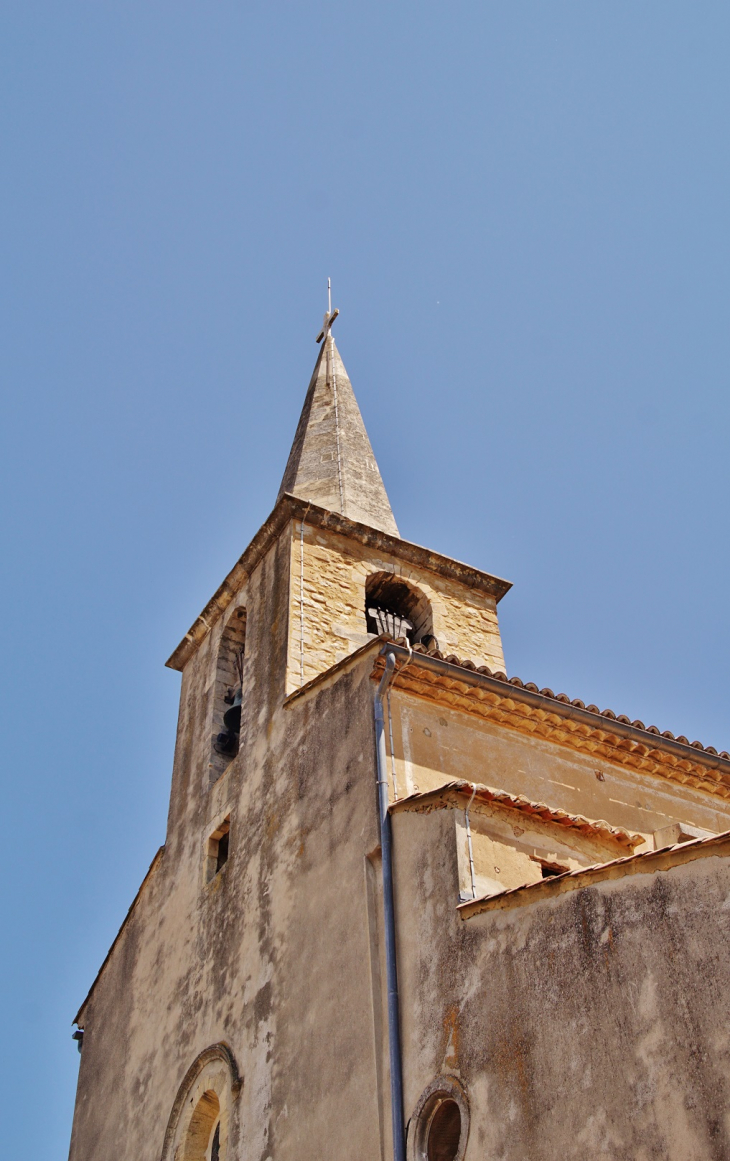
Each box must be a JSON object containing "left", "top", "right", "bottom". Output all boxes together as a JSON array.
[
  {"left": 410, "top": 643, "right": 730, "bottom": 762},
  {"left": 458, "top": 829, "right": 730, "bottom": 918},
  {"left": 390, "top": 779, "right": 643, "bottom": 850}
]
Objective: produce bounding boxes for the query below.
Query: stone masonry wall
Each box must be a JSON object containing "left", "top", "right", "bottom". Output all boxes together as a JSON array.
[
  {"left": 286, "top": 519, "right": 505, "bottom": 694},
  {"left": 69, "top": 531, "right": 389, "bottom": 1161},
  {"left": 394, "top": 808, "right": 730, "bottom": 1161}
]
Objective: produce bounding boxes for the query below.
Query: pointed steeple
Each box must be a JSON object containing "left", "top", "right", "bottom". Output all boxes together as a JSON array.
[{"left": 278, "top": 330, "right": 399, "bottom": 537}]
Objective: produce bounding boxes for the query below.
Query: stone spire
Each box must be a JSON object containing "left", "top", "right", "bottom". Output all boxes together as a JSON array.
[{"left": 277, "top": 333, "right": 399, "bottom": 537}]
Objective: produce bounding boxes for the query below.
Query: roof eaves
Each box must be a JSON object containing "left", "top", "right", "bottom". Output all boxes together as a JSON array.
[
  {"left": 166, "top": 497, "right": 512, "bottom": 673},
  {"left": 373, "top": 644, "right": 730, "bottom": 790},
  {"left": 294, "top": 500, "right": 512, "bottom": 601},
  {"left": 165, "top": 497, "right": 298, "bottom": 672},
  {"left": 389, "top": 778, "right": 643, "bottom": 849},
  {"left": 457, "top": 829, "right": 730, "bottom": 918}
]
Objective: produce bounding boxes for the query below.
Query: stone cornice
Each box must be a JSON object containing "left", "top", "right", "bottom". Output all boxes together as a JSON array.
[
  {"left": 165, "top": 496, "right": 512, "bottom": 672},
  {"left": 373, "top": 645, "right": 730, "bottom": 802}
]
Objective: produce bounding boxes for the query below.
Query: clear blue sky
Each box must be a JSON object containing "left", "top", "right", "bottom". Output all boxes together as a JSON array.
[{"left": 2, "top": 3, "right": 728, "bottom": 1155}]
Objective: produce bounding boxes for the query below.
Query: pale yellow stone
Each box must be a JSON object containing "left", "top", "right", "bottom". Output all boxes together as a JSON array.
[{"left": 286, "top": 521, "right": 505, "bottom": 694}]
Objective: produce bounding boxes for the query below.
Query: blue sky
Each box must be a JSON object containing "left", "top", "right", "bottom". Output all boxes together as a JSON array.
[{"left": 2, "top": 3, "right": 729, "bottom": 1155}]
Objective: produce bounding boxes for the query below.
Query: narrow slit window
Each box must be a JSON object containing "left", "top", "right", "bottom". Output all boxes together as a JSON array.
[
  {"left": 206, "top": 817, "right": 231, "bottom": 883},
  {"left": 215, "top": 827, "right": 230, "bottom": 874}
]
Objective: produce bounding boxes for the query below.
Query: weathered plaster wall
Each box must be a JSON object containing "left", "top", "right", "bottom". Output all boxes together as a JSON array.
[
  {"left": 286, "top": 521, "right": 505, "bottom": 694},
  {"left": 388, "top": 690, "right": 730, "bottom": 844},
  {"left": 69, "top": 512, "right": 730, "bottom": 1161},
  {"left": 69, "top": 530, "right": 388, "bottom": 1161},
  {"left": 393, "top": 807, "right": 730, "bottom": 1161}
]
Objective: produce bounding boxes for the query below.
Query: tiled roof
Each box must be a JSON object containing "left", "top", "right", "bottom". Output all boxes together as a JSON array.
[
  {"left": 372, "top": 642, "right": 730, "bottom": 800},
  {"left": 408, "top": 642, "right": 729, "bottom": 759},
  {"left": 390, "top": 779, "right": 643, "bottom": 850},
  {"left": 457, "top": 829, "right": 730, "bottom": 918}
]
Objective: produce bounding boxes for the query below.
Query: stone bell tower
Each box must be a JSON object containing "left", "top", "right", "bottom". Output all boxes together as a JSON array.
[
  {"left": 71, "top": 298, "right": 730, "bottom": 1161},
  {"left": 67, "top": 301, "right": 509, "bottom": 1161}
]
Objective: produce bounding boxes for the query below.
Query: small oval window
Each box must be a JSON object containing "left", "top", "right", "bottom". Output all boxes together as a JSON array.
[{"left": 427, "top": 1099, "right": 461, "bottom": 1161}]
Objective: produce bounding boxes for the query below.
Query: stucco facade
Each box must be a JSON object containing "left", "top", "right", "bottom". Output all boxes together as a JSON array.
[{"left": 68, "top": 329, "right": 730, "bottom": 1161}]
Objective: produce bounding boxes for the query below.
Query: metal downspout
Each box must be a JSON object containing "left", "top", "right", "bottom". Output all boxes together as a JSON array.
[{"left": 374, "top": 651, "right": 406, "bottom": 1161}]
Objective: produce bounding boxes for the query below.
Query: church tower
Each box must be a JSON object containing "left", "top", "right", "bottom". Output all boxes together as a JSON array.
[{"left": 69, "top": 304, "right": 730, "bottom": 1161}]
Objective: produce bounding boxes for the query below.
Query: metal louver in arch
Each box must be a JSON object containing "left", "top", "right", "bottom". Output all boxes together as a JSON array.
[{"left": 367, "top": 606, "right": 413, "bottom": 640}]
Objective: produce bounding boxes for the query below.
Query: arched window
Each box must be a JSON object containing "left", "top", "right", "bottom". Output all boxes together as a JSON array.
[
  {"left": 365, "top": 572, "right": 433, "bottom": 645},
  {"left": 161, "top": 1044, "right": 240, "bottom": 1161},
  {"left": 210, "top": 608, "right": 247, "bottom": 782},
  {"left": 182, "top": 1090, "right": 220, "bottom": 1161}
]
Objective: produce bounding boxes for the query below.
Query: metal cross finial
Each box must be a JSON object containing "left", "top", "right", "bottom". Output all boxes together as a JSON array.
[{"left": 315, "top": 277, "right": 339, "bottom": 343}]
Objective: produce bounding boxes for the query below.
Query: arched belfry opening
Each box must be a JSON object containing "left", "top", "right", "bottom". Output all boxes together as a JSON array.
[
  {"left": 210, "top": 607, "right": 247, "bottom": 782},
  {"left": 365, "top": 572, "right": 433, "bottom": 645}
]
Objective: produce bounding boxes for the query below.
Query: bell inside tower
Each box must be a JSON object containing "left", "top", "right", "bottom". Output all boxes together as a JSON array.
[
  {"left": 214, "top": 647, "right": 244, "bottom": 757},
  {"left": 210, "top": 607, "right": 247, "bottom": 780},
  {"left": 365, "top": 572, "right": 434, "bottom": 646}
]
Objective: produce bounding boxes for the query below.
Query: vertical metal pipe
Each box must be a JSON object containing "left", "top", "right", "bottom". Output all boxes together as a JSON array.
[
  {"left": 387, "top": 689, "right": 399, "bottom": 800},
  {"left": 464, "top": 783, "right": 478, "bottom": 900},
  {"left": 374, "top": 652, "right": 406, "bottom": 1161}
]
